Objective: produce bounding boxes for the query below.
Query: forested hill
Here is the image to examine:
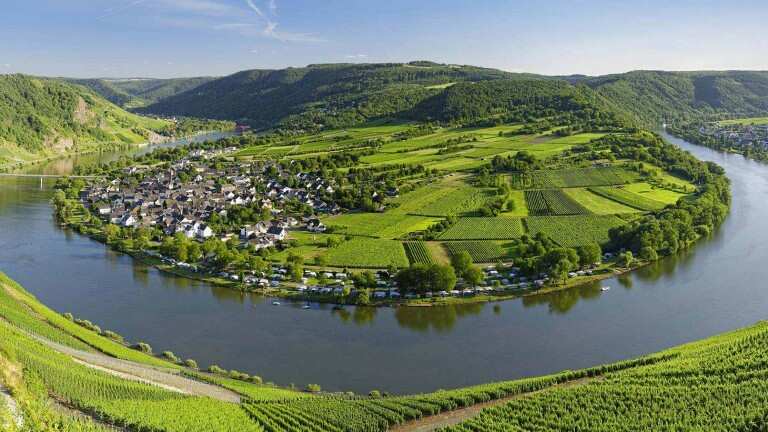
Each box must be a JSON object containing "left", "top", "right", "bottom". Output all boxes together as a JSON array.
[
  {"left": 140, "top": 61, "right": 543, "bottom": 130},
  {"left": 580, "top": 70, "right": 768, "bottom": 126},
  {"left": 0, "top": 74, "right": 169, "bottom": 166},
  {"left": 64, "top": 77, "right": 215, "bottom": 109},
  {"left": 139, "top": 63, "right": 768, "bottom": 131}
]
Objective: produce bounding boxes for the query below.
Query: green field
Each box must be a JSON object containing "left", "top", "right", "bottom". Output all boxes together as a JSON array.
[
  {"left": 403, "top": 241, "right": 436, "bottom": 265},
  {"left": 323, "top": 213, "right": 441, "bottom": 239},
  {"left": 323, "top": 238, "right": 410, "bottom": 268},
  {"left": 439, "top": 217, "right": 525, "bottom": 240},
  {"left": 622, "top": 182, "right": 687, "bottom": 204},
  {"left": 499, "top": 190, "right": 529, "bottom": 217},
  {"left": 525, "top": 215, "right": 626, "bottom": 247},
  {"left": 524, "top": 189, "right": 589, "bottom": 216},
  {"left": 511, "top": 166, "right": 641, "bottom": 189},
  {"left": 443, "top": 241, "right": 507, "bottom": 263},
  {"left": 391, "top": 178, "right": 496, "bottom": 217},
  {"left": 589, "top": 185, "right": 668, "bottom": 211},
  {"left": 563, "top": 188, "right": 640, "bottom": 215}
]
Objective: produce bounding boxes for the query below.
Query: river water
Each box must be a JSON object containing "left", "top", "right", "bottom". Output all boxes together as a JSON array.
[{"left": 0, "top": 132, "right": 766, "bottom": 394}]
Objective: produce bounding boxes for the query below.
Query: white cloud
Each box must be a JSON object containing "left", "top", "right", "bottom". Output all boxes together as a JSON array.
[
  {"left": 243, "top": 0, "right": 324, "bottom": 43},
  {"left": 345, "top": 54, "right": 368, "bottom": 59}
]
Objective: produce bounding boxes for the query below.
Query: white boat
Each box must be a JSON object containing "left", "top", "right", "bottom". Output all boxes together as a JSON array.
[
  {"left": 272, "top": 301, "right": 281, "bottom": 306},
  {"left": 601, "top": 286, "right": 611, "bottom": 292},
  {"left": 302, "top": 305, "right": 311, "bottom": 310}
]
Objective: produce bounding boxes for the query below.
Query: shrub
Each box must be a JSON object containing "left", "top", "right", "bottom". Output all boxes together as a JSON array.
[
  {"left": 208, "top": 364, "right": 226, "bottom": 375},
  {"left": 305, "top": 384, "right": 322, "bottom": 393},
  {"left": 184, "top": 359, "right": 198, "bottom": 369},
  {"left": 162, "top": 351, "right": 180, "bottom": 363},
  {"left": 133, "top": 342, "right": 152, "bottom": 354}
]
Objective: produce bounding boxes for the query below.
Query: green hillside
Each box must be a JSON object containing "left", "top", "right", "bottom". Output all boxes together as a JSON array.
[
  {"left": 66, "top": 77, "right": 216, "bottom": 108},
  {"left": 582, "top": 70, "right": 768, "bottom": 126},
  {"left": 0, "top": 75, "right": 171, "bottom": 167},
  {"left": 141, "top": 61, "right": 542, "bottom": 130},
  {"left": 140, "top": 64, "right": 768, "bottom": 131}
]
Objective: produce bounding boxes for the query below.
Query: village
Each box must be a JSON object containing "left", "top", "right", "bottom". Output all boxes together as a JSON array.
[
  {"left": 698, "top": 122, "right": 768, "bottom": 150},
  {"left": 79, "top": 146, "right": 338, "bottom": 254}
]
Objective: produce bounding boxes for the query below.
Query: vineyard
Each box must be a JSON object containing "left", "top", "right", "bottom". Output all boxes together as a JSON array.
[
  {"left": 525, "top": 215, "right": 626, "bottom": 247},
  {"left": 442, "top": 322, "right": 768, "bottom": 432},
  {"left": 392, "top": 181, "right": 497, "bottom": 217},
  {"left": 509, "top": 166, "right": 641, "bottom": 189},
  {"left": 403, "top": 241, "right": 436, "bottom": 265},
  {"left": 524, "top": 189, "right": 589, "bottom": 216},
  {"left": 323, "top": 238, "right": 410, "bottom": 268},
  {"left": 439, "top": 217, "right": 525, "bottom": 240},
  {"left": 443, "top": 241, "right": 507, "bottom": 262},
  {"left": 588, "top": 186, "right": 668, "bottom": 211},
  {"left": 322, "top": 213, "right": 439, "bottom": 239}
]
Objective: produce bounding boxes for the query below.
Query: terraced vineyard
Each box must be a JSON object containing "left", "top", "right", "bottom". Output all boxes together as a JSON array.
[
  {"left": 403, "top": 241, "right": 436, "bottom": 264},
  {"left": 443, "top": 241, "right": 506, "bottom": 263},
  {"left": 526, "top": 215, "right": 626, "bottom": 247},
  {"left": 439, "top": 218, "right": 525, "bottom": 240},
  {"left": 510, "top": 166, "right": 641, "bottom": 189},
  {"left": 524, "top": 189, "right": 589, "bottom": 216},
  {"left": 589, "top": 186, "right": 668, "bottom": 211}
]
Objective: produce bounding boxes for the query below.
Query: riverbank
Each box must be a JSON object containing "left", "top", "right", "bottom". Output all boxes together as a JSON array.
[{"left": 54, "top": 204, "right": 646, "bottom": 309}]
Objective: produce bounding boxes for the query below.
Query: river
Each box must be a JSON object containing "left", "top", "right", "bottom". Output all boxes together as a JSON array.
[{"left": 0, "top": 131, "right": 766, "bottom": 394}]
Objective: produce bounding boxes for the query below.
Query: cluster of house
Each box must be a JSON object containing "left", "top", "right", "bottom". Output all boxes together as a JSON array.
[
  {"left": 79, "top": 153, "right": 339, "bottom": 250},
  {"left": 700, "top": 124, "right": 768, "bottom": 149}
]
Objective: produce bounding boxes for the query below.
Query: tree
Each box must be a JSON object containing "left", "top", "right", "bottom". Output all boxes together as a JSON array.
[
  {"left": 640, "top": 246, "right": 658, "bottom": 261},
  {"left": 451, "top": 251, "right": 473, "bottom": 276},
  {"left": 618, "top": 251, "right": 634, "bottom": 268},
  {"left": 464, "top": 266, "right": 484, "bottom": 287},
  {"left": 577, "top": 243, "right": 602, "bottom": 266},
  {"left": 104, "top": 224, "right": 121, "bottom": 244}
]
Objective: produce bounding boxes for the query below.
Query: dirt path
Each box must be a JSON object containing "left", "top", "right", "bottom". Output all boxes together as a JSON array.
[
  {"left": 1, "top": 384, "right": 23, "bottom": 430},
  {"left": 390, "top": 378, "right": 594, "bottom": 432},
  {"left": 19, "top": 328, "right": 241, "bottom": 403}
]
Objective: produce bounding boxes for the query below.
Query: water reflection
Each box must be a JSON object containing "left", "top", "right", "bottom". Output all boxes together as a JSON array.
[
  {"left": 393, "top": 303, "right": 486, "bottom": 332},
  {"left": 522, "top": 281, "right": 604, "bottom": 314}
]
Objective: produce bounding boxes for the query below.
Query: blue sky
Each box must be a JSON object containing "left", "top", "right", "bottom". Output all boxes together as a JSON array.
[{"left": 1, "top": 0, "right": 766, "bottom": 78}]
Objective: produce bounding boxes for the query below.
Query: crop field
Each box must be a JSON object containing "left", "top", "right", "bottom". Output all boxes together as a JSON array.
[
  {"left": 589, "top": 186, "right": 668, "bottom": 211},
  {"left": 563, "top": 188, "right": 640, "bottom": 215},
  {"left": 622, "top": 182, "right": 687, "bottom": 204},
  {"left": 443, "top": 241, "right": 507, "bottom": 263},
  {"left": 323, "top": 213, "right": 441, "bottom": 239},
  {"left": 511, "top": 166, "right": 641, "bottom": 189},
  {"left": 439, "top": 217, "right": 525, "bottom": 240},
  {"left": 524, "top": 189, "right": 589, "bottom": 216},
  {"left": 403, "top": 241, "right": 435, "bottom": 265},
  {"left": 526, "top": 215, "right": 626, "bottom": 247},
  {"left": 499, "top": 190, "right": 528, "bottom": 217},
  {"left": 323, "top": 238, "right": 409, "bottom": 268},
  {"left": 391, "top": 179, "right": 496, "bottom": 217}
]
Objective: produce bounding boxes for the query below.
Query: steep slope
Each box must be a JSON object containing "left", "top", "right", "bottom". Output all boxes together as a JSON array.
[
  {"left": 66, "top": 77, "right": 215, "bottom": 108},
  {"left": 0, "top": 74, "right": 170, "bottom": 166},
  {"left": 584, "top": 70, "right": 768, "bottom": 126},
  {"left": 141, "top": 61, "right": 541, "bottom": 130}
]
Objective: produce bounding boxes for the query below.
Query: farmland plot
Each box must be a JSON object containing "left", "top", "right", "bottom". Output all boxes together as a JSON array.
[
  {"left": 323, "top": 238, "right": 409, "bottom": 268},
  {"left": 439, "top": 217, "right": 525, "bottom": 240},
  {"left": 525, "top": 215, "right": 626, "bottom": 247},
  {"left": 511, "top": 167, "right": 641, "bottom": 189},
  {"left": 524, "top": 189, "right": 589, "bottom": 216},
  {"left": 403, "top": 241, "right": 435, "bottom": 265},
  {"left": 588, "top": 186, "right": 668, "bottom": 211},
  {"left": 443, "top": 241, "right": 507, "bottom": 262},
  {"left": 323, "top": 213, "right": 440, "bottom": 239}
]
